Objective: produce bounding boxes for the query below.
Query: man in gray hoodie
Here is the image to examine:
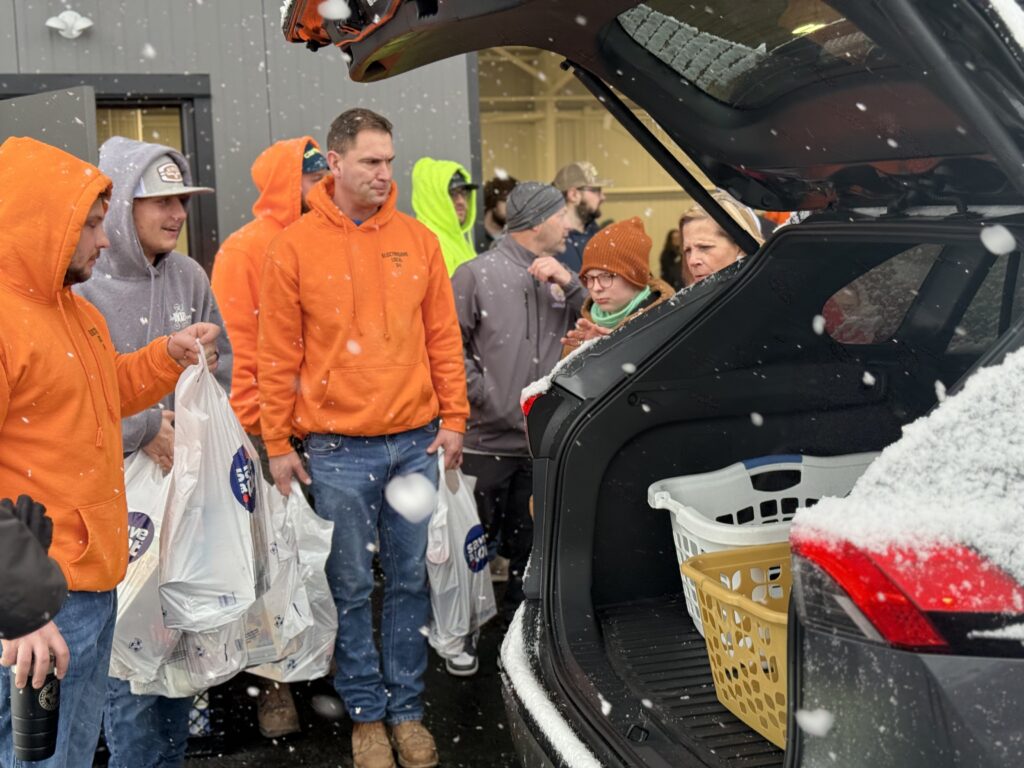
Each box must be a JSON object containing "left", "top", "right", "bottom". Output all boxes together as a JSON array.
[
  {"left": 449, "top": 182, "right": 582, "bottom": 674},
  {"left": 73, "top": 136, "right": 232, "bottom": 768}
]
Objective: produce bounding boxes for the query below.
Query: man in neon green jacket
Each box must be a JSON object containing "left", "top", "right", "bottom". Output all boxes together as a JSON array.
[{"left": 411, "top": 157, "right": 478, "bottom": 276}]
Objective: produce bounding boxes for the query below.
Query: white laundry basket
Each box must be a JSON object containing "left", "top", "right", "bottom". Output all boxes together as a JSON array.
[{"left": 648, "top": 452, "right": 877, "bottom": 636}]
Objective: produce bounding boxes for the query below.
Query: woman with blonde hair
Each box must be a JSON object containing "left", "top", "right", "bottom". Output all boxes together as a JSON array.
[{"left": 679, "top": 190, "right": 764, "bottom": 285}]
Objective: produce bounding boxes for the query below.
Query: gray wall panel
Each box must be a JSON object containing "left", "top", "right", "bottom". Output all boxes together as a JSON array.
[
  {"left": 15, "top": 0, "right": 272, "bottom": 238},
  {"left": 261, "top": 1, "right": 473, "bottom": 216},
  {"left": 0, "top": 0, "right": 17, "bottom": 72},
  {"left": 7, "top": 1, "right": 472, "bottom": 239}
]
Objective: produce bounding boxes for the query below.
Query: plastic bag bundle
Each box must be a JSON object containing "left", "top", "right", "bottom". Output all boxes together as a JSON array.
[
  {"left": 244, "top": 486, "right": 313, "bottom": 666},
  {"left": 427, "top": 456, "right": 497, "bottom": 658},
  {"left": 159, "top": 346, "right": 271, "bottom": 632},
  {"left": 109, "top": 452, "right": 180, "bottom": 683},
  {"left": 249, "top": 485, "right": 337, "bottom": 683},
  {"left": 129, "top": 622, "right": 248, "bottom": 699}
]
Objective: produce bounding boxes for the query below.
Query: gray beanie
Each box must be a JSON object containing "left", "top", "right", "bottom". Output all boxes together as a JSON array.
[{"left": 505, "top": 182, "right": 565, "bottom": 232}]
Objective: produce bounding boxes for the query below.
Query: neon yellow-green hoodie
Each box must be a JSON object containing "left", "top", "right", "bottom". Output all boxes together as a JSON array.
[{"left": 411, "top": 157, "right": 477, "bottom": 276}]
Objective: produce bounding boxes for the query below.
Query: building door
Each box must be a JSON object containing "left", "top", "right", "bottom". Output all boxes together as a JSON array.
[{"left": 0, "top": 85, "right": 98, "bottom": 163}]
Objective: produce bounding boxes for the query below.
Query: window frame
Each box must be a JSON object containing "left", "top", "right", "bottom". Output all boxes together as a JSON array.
[{"left": 0, "top": 74, "right": 218, "bottom": 272}]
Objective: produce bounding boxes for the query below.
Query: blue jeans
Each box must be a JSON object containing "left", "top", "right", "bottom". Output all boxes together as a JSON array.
[
  {"left": 307, "top": 422, "right": 438, "bottom": 724},
  {"left": 103, "top": 678, "right": 191, "bottom": 768},
  {"left": 0, "top": 590, "right": 116, "bottom": 768}
]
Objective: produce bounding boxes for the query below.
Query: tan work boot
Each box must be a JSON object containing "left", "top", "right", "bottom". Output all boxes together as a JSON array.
[
  {"left": 389, "top": 721, "right": 439, "bottom": 768},
  {"left": 257, "top": 681, "right": 301, "bottom": 738},
  {"left": 352, "top": 721, "right": 397, "bottom": 768}
]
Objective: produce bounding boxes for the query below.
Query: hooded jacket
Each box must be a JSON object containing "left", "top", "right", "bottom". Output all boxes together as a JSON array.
[
  {"left": 0, "top": 137, "right": 183, "bottom": 592},
  {"left": 258, "top": 177, "right": 470, "bottom": 456},
  {"left": 411, "top": 157, "right": 477, "bottom": 276},
  {"left": 75, "top": 136, "right": 232, "bottom": 454},
  {"left": 451, "top": 236, "right": 585, "bottom": 455},
  {"left": 212, "top": 137, "right": 312, "bottom": 434}
]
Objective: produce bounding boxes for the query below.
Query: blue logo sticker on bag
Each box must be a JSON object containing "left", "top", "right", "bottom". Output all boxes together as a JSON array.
[
  {"left": 230, "top": 446, "right": 257, "bottom": 513},
  {"left": 463, "top": 524, "right": 489, "bottom": 573},
  {"left": 127, "top": 511, "right": 154, "bottom": 563}
]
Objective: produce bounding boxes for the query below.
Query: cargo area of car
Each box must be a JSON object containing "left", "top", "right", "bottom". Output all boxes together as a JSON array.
[{"left": 534, "top": 217, "right": 1024, "bottom": 767}]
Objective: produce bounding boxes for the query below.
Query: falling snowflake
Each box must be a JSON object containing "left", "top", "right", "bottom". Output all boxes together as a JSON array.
[
  {"left": 855, "top": 102, "right": 867, "bottom": 111},
  {"left": 384, "top": 473, "right": 437, "bottom": 523},
  {"left": 575, "top": 14, "right": 588, "bottom": 25},
  {"left": 141, "top": 43, "right": 157, "bottom": 59},
  {"left": 980, "top": 224, "right": 1016, "bottom": 255},
  {"left": 935, "top": 379, "right": 947, "bottom": 402},
  {"left": 347, "top": 339, "right": 362, "bottom": 355},
  {"left": 318, "top": 0, "right": 351, "bottom": 21},
  {"left": 621, "top": 363, "right": 637, "bottom": 374},
  {"left": 862, "top": 371, "right": 876, "bottom": 386},
  {"left": 494, "top": 167, "right": 509, "bottom": 180},
  {"left": 750, "top": 412, "right": 764, "bottom": 426},
  {"left": 811, "top": 314, "right": 826, "bottom": 335}
]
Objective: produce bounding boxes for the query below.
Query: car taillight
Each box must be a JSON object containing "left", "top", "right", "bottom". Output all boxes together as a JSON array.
[
  {"left": 791, "top": 535, "right": 1024, "bottom": 653},
  {"left": 521, "top": 394, "right": 540, "bottom": 416}
]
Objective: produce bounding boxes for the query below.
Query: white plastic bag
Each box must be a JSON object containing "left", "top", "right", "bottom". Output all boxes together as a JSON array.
[
  {"left": 130, "top": 622, "right": 248, "bottom": 698},
  {"left": 427, "top": 457, "right": 497, "bottom": 659},
  {"left": 249, "top": 484, "right": 337, "bottom": 682},
  {"left": 159, "top": 347, "right": 272, "bottom": 632},
  {"left": 109, "top": 452, "right": 181, "bottom": 683},
  {"left": 244, "top": 484, "right": 313, "bottom": 666}
]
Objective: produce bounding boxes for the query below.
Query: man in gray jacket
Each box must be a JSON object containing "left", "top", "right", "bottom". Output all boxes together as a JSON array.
[
  {"left": 73, "top": 136, "right": 232, "bottom": 768},
  {"left": 450, "top": 182, "right": 582, "bottom": 673}
]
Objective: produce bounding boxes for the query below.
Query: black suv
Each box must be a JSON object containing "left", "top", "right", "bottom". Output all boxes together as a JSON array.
[{"left": 285, "top": 2, "right": 1024, "bottom": 766}]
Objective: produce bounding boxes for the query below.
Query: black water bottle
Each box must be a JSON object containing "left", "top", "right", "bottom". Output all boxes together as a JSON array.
[{"left": 9, "top": 664, "right": 60, "bottom": 761}]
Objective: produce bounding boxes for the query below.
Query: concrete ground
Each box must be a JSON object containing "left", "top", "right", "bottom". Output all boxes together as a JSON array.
[{"left": 181, "top": 598, "right": 518, "bottom": 767}]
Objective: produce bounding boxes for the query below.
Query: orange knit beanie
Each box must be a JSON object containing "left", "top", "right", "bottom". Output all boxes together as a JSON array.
[{"left": 580, "top": 217, "right": 652, "bottom": 287}]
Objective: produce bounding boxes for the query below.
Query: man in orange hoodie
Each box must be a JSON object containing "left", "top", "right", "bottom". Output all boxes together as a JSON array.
[
  {"left": 259, "top": 108, "right": 469, "bottom": 768},
  {"left": 211, "top": 135, "right": 328, "bottom": 739},
  {"left": 0, "top": 137, "right": 220, "bottom": 768},
  {"left": 212, "top": 137, "right": 328, "bottom": 441}
]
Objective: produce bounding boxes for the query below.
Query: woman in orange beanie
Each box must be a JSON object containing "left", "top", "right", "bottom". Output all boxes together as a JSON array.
[{"left": 561, "top": 217, "right": 676, "bottom": 352}]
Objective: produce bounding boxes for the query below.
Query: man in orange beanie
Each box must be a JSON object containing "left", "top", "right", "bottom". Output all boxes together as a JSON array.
[{"left": 0, "top": 136, "right": 220, "bottom": 768}]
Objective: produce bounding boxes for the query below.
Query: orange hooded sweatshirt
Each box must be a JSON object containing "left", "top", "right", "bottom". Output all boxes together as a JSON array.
[
  {"left": 258, "top": 177, "right": 469, "bottom": 457},
  {"left": 0, "top": 137, "right": 183, "bottom": 592},
  {"left": 211, "top": 136, "right": 315, "bottom": 434}
]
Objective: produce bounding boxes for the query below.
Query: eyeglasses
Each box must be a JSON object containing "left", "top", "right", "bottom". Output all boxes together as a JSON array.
[{"left": 581, "top": 272, "right": 617, "bottom": 289}]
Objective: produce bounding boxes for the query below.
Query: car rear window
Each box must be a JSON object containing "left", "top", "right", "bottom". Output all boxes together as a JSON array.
[
  {"left": 617, "top": 1, "right": 893, "bottom": 109},
  {"left": 822, "top": 244, "right": 937, "bottom": 345}
]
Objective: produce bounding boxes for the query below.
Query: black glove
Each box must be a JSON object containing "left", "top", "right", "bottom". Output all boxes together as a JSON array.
[{"left": 0, "top": 495, "right": 53, "bottom": 552}]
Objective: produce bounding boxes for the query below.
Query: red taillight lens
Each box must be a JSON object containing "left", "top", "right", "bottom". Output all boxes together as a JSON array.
[
  {"left": 792, "top": 535, "right": 1024, "bottom": 652},
  {"left": 521, "top": 394, "right": 540, "bottom": 416}
]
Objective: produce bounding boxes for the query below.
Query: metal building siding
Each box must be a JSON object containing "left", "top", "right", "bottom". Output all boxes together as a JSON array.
[{"left": 5, "top": 0, "right": 472, "bottom": 242}]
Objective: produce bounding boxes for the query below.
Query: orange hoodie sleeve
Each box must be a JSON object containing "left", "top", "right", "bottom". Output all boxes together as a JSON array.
[
  {"left": 258, "top": 236, "right": 304, "bottom": 457},
  {"left": 420, "top": 235, "right": 470, "bottom": 433},
  {"left": 115, "top": 337, "right": 185, "bottom": 416},
  {"left": 211, "top": 235, "right": 261, "bottom": 433}
]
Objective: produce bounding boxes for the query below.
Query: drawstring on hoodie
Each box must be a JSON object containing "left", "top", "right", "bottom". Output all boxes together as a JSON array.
[
  {"left": 376, "top": 222, "right": 390, "bottom": 341},
  {"left": 57, "top": 292, "right": 116, "bottom": 447}
]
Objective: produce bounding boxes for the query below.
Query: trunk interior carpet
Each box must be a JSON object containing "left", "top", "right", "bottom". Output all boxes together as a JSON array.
[{"left": 597, "top": 594, "right": 785, "bottom": 767}]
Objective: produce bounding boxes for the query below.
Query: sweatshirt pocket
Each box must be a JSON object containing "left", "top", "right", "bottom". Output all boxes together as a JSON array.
[
  {"left": 66, "top": 496, "right": 128, "bottom": 590},
  {"left": 320, "top": 363, "right": 435, "bottom": 431}
]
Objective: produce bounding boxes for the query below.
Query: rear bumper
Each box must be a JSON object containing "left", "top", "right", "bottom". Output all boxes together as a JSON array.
[
  {"left": 499, "top": 601, "right": 603, "bottom": 768},
  {"left": 793, "top": 621, "right": 1024, "bottom": 767}
]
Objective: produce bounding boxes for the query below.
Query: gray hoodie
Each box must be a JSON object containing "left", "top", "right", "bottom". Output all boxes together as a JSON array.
[
  {"left": 451, "top": 236, "right": 584, "bottom": 455},
  {"left": 74, "top": 136, "right": 232, "bottom": 454}
]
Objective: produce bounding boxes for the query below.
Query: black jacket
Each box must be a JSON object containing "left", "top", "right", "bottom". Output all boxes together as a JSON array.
[{"left": 0, "top": 506, "right": 67, "bottom": 639}]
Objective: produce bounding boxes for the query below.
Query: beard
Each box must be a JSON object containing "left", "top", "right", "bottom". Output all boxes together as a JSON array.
[
  {"left": 576, "top": 199, "right": 599, "bottom": 227},
  {"left": 63, "top": 263, "right": 92, "bottom": 286}
]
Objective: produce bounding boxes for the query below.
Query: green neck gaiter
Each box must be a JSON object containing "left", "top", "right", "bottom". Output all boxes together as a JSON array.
[{"left": 590, "top": 285, "right": 652, "bottom": 329}]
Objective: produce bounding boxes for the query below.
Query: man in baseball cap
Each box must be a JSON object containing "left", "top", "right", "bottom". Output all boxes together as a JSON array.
[
  {"left": 74, "top": 136, "right": 231, "bottom": 768},
  {"left": 552, "top": 160, "right": 612, "bottom": 272}
]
